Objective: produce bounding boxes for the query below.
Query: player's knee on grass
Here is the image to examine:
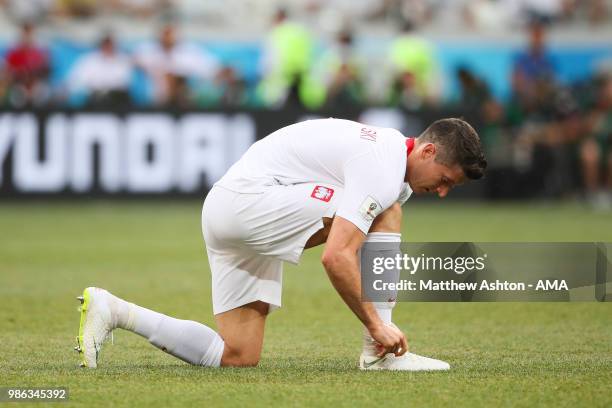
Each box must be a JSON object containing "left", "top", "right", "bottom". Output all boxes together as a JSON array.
[
  {"left": 221, "top": 344, "right": 261, "bottom": 367},
  {"left": 370, "top": 202, "right": 402, "bottom": 233},
  {"left": 216, "top": 301, "right": 267, "bottom": 367}
]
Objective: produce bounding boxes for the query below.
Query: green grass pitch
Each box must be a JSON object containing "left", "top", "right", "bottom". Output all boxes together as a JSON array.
[{"left": 0, "top": 200, "right": 611, "bottom": 407}]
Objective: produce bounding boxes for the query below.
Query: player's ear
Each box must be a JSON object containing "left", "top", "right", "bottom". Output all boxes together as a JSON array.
[{"left": 421, "top": 143, "right": 436, "bottom": 160}]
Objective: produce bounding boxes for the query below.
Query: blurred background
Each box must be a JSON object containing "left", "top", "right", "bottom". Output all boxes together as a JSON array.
[{"left": 0, "top": 0, "right": 611, "bottom": 208}]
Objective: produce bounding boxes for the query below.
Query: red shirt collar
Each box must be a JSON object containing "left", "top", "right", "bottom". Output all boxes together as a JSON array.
[{"left": 406, "top": 138, "right": 415, "bottom": 158}]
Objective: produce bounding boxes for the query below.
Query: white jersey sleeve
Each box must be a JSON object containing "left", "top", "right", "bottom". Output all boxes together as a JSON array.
[
  {"left": 335, "top": 139, "right": 406, "bottom": 234},
  {"left": 397, "top": 183, "right": 413, "bottom": 206}
]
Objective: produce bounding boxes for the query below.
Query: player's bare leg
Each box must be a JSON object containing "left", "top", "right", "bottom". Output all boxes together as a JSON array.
[{"left": 215, "top": 301, "right": 268, "bottom": 367}]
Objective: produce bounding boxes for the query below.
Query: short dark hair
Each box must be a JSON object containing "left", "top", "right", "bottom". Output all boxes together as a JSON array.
[{"left": 418, "top": 118, "right": 487, "bottom": 180}]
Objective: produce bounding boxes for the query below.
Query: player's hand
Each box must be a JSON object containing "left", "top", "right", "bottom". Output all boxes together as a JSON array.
[{"left": 369, "top": 323, "right": 408, "bottom": 357}]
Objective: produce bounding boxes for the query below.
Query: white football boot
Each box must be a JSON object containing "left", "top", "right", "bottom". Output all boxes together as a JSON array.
[
  {"left": 360, "top": 324, "right": 450, "bottom": 371},
  {"left": 359, "top": 352, "right": 450, "bottom": 371},
  {"left": 74, "top": 287, "right": 115, "bottom": 368}
]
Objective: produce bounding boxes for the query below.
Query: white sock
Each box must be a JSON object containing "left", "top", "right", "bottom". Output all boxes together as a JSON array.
[
  {"left": 106, "top": 292, "right": 224, "bottom": 367},
  {"left": 362, "top": 232, "right": 401, "bottom": 355}
]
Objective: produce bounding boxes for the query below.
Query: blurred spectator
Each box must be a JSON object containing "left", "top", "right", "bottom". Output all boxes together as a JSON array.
[
  {"left": 4, "top": 22, "right": 51, "bottom": 108},
  {"left": 134, "top": 24, "right": 221, "bottom": 107},
  {"left": 367, "top": 0, "right": 434, "bottom": 26},
  {"left": 500, "top": 0, "right": 565, "bottom": 25},
  {"left": 511, "top": 20, "right": 557, "bottom": 118},
  {"left": 454, "top": 65, "right": 513, "bottom": 198},
  {"left": 509, "top": 113, "right": 583, "bottom": 200},
  {"left": 257, "top": 8, "right": 317, "bottom": 109},
  {"left": 164, "top": 73, "right": 194, "bottom": 109},
  {"left": 0, "top": 64, "right": 9, "bottom": 107},
  {"left": 107, "top": 0, "right": 174, "bottom": 19},
  {"left": 571, "top": 0, "right": 610, "bottom": 24},
  {"left": 66, "top": 34, "right": 132, "bottom": 108},
  {"left": 197, "top": 66, "right": 249, "bottom": 108},
  {"left": 545, "top": 93, "right": 583, "bottom": 197},
  {"left": 463, "top": 0, "right": 513, "bottom": 30},
  {"left": 216, "top": 66, "right": 249, "bottom": 107},
  {"left": 456, "top": 66, "right": 491, "bottom": 111},
  {"left": 585, "top": 0, "right": 610, "bottom": 24},
  {"left": 580, "top": 73, "right": 612, "bottom": 208},
  {"left": 0, "top": 0, "right": 54, "bottom": 24},
  {"left": 480, "top": 100, "right": 518, "bottom": 199},
  {"left": 55, "top": 0, "right": 98, "bottom": 19},
  {"left": 506, "top": 20, "right": 591, "bottom": 199},
  {"left": 312, "top": 28, "right": 365, "bottom": 109},
  {"left": 387, "top": 21, "right": 441, "bottom": 109}
]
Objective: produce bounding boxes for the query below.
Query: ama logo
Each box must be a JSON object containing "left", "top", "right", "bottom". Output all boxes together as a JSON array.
[{"left": 311, "top": 186, "right": 334, "bottom": 202}]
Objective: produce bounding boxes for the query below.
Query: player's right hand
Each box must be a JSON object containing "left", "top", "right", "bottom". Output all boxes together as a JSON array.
[{"left": 369, "top": 323, "right": 408, "bottom": 357}]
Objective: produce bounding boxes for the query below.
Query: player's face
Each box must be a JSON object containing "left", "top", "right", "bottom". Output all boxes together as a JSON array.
[{"left": 408, "top": 143, "right": 465, "bottom": 198}]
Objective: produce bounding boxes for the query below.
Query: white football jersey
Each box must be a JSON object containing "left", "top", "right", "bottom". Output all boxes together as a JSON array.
[{"left": 215, "top": 118, "right": 413, "bottom": 234}]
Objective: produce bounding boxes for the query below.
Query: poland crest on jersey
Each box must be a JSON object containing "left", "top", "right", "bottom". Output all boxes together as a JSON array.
[{"left": 310, "top": 185, "right": 335, "bottom": 202}]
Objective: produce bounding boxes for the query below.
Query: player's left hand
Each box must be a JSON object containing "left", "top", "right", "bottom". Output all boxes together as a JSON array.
[{"left": 369, "top": 322, "right": 409, "bottom": 357}]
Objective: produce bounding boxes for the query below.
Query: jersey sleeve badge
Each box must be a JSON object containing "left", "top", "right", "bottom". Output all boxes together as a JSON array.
[{"left": 359, "top": 196, "right": 383, "bottom": 222}]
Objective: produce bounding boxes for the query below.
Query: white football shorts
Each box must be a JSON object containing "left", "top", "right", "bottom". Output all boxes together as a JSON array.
[{"left": 202, "top": 183, "right": 342, "bottom": 315}]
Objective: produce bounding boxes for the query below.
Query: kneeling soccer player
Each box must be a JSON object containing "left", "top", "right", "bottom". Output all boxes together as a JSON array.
[{"left": 75, "top": 117, "right": 486, "bottom": 370}]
